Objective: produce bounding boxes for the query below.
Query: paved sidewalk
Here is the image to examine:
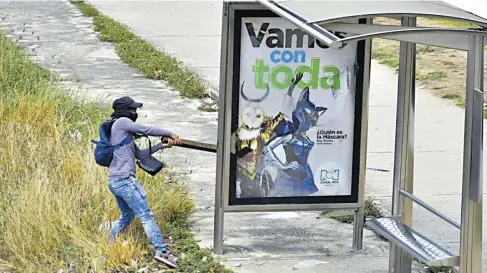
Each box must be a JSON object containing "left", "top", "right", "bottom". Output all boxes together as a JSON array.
[
  {"left": 87, "top": 1, "right": 224, "bottom": 96},
  {"left": 87, "top": 0, "right": 487, "bottom": 271}
]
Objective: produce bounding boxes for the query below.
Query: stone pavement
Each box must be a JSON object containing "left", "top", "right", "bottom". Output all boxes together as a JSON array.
[
  {"left": 0, "top": 1, "right": 396, "bottom": 273},
  {"left": 85, "top": 0, "right": 487, "bottom": 271}
]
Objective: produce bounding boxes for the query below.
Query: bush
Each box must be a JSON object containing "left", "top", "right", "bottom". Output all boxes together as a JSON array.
[{"left": 0, "top": 30, "right": 230, "bottom": 273}]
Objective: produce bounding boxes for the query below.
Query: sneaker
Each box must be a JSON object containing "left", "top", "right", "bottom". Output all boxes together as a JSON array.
[{"left": 154, "top": 250, "right": 178, "bottom": 269}]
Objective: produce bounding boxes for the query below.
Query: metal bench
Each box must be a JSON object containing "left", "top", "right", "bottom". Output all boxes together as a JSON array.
[{"left": 366, "top": 216, "right": 459, "bottom": 266}]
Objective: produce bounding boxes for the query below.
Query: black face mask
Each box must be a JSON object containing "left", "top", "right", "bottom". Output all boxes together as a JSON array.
[{"left": 111, "top": 108, "right": 138, "bottom": 122}]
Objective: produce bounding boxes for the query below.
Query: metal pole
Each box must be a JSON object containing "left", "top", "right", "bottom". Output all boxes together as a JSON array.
[
  {"left": 389, "top": 16, "right": 416, "bottom": 273},
  {"left": 399, "top": 189, "right": 461, "bottom": 229},
  {"left": 353, "top": 208, "right": 365, "bottom": 250},
  {"left": 214, "top": 138, "right": 225, "bottom": 256},
  {"left": 213, "top": 0, "right": 231, "bottom": 255},
  {"left": 459, "top": 34, "right": 483, "bottom": 273},
  {"left": 255, "top": 0, "right": 341, "bottom": 48},
  {"left": 353, "top": 17, "right": 373, "bottom": 251}
]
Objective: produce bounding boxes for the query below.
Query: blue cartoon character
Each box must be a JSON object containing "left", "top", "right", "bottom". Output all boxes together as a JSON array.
[{"left": 260, "top": 75, "right": 327, "bottom": 197}]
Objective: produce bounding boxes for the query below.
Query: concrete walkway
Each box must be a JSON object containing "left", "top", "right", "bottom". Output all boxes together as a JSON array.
[{"left": 86, "top": 0, "right": 487, "bottom": 271}]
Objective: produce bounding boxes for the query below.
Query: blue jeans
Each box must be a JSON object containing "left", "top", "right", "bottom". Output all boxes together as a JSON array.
[{"left": 108, "top": 175, "right": 167, "bottom": 252}]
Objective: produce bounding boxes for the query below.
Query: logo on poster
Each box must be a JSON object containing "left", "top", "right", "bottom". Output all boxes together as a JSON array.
[{"left": 320, "top": 169, "right": 340, "bottom": 185}]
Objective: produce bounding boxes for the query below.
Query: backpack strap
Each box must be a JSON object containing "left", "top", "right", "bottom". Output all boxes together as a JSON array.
[
  {"left": 115, "top": 134, "right": 134, "bottom": 147},
  {"left": 109, "top": 118, "right": 135, "bottom": 148},
  {"left": 133, "top": 133, "right": 152, "bottom": 155}
]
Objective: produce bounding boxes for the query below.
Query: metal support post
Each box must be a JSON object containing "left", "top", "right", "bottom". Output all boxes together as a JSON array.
[
  {"left": 213, "top": 1, "right": 231, "bottom": 255},
  {"left": 459, "top": 34, "right": 484, "bottom": 273},
  {"left": 389, "top": 16, "right": 416, "bottom": 273},
  {"left": 214, "top": 141, "right": 225, "bottom": 256},
  {"left": 353, "top": 17, "right": 373, "bottom": 251},
  {"left": 353, "top": 208, "right": 365, "bottom": 250}
]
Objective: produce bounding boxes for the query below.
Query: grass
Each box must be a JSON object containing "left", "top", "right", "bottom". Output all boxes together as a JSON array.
[
  {"left": 371, "top": 17, "right": 487, "bottom": 119},
  {"left": 414, "top": 259, "right": 455, "bottom": 273},
  {"left": 425, "top": 265, "right": 455, "bottom": 273},
  {"left": 70, "top": 0, "right": 208, "bottom": 99},
  {"left": 417, "top": 71, "right": 447, "bottom": 81},
  {"left": 371, "top": 38, "right": 400, "bottom": 68},
  {"left": 320, "top": 198, "right": 388, "bottom": 241},
  {"left": 417, "top": 44, "right": 436, "bottom": 54},
  {"left": 441, "top": 92, "right": 462, "bottom": 100},
  {"left": 418, "top": 17, "right": 476, "bottom": 28},
  {"left": 320, "top": 198, "right": 383, "bottom": 224},
  {"left": 0, "top": 28, "right": 232, "bottom": 273}
]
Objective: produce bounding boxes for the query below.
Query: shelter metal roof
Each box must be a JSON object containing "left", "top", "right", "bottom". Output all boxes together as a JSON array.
[
  {"left": 255, "top": 0, "right": 487, "bottom": 50},
  {"left": 273, "top": 0, "right": 487, "bottom": 26}
]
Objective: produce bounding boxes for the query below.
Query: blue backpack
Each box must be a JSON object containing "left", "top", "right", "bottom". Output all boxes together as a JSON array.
[{"left": 91, "top": 118, "right": 133, "bottom": 167}]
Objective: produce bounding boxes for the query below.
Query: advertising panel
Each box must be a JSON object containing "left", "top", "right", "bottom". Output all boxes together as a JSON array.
[{"left": 228, "top": 10, "right": 365, "bottom": 206}]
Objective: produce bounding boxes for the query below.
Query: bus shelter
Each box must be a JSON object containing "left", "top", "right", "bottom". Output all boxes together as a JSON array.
[{"left": 215, "top": 1, "right": 487, "bottom": 272}]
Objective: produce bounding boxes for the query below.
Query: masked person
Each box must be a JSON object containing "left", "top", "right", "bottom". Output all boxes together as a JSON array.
[{"left": 107, "top": 96, "right": 180, "bottom": 268}]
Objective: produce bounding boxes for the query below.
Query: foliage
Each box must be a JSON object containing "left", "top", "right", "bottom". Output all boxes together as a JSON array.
[{"left": 0, "top": 29, "right": 230, "bottom": 272}]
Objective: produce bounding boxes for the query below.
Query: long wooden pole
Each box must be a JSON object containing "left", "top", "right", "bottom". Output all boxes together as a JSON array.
[{"left": 162, "top": 137, "right": 217, "bottom": 153}]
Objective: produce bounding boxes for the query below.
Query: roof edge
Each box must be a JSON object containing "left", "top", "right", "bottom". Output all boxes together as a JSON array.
[
  {"left": 255, "top": 0, "right": 342, "bottom": 47},
  {"left": 328, "top": 27, "right": 487, "bottom": 50},
  {"left": 270, "top": 0, "right": 487, "bottom": 28},
  {"left": 310, "top": 12, "right": 487, "bottom": 28}
]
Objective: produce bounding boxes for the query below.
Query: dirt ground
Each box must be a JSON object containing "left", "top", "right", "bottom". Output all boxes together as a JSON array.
[{"left": 371, "top": 17, "right": 487, "bottom": 113}]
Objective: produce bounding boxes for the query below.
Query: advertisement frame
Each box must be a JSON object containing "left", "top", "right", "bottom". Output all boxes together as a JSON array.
[{"left": 216, "top": 1, "right": 370, "bottom": 213}]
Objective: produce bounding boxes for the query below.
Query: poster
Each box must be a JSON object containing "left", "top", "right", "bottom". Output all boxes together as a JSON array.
[{"left": 231, "top": 13, "right": 362, "bottom": 203}]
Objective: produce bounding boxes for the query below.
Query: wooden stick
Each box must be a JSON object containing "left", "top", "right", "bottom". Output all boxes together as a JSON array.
[{"left": 162, "top": 137, "right": 217, "bottom": 153}]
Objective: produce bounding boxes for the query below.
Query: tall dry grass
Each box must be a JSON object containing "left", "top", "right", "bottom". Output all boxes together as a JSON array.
[{"left": 0, "top": 31, "right": 196, "bottom": 272}]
